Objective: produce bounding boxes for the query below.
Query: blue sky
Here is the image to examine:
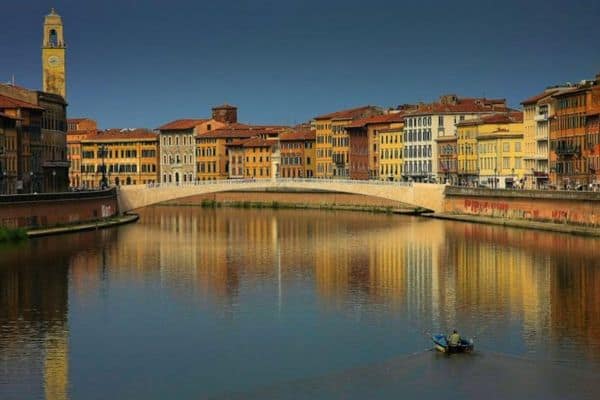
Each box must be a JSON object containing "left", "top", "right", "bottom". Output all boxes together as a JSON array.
[{"left": 1, "top": 0, "right": 599, "bottom": 129}]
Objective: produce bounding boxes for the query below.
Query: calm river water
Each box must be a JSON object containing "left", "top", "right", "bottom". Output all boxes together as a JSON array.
[{"left": 1, "top": 206, "right": 600, "bottom": 399}]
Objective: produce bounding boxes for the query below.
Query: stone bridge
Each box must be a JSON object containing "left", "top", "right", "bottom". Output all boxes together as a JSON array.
[{"left": 117, "top": 179, "right": 446, "bottom": 213}]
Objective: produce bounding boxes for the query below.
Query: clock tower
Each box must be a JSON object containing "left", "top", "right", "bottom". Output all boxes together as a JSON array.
[{"left": 42, "top": 8, "right": 66, "bottom": 99}]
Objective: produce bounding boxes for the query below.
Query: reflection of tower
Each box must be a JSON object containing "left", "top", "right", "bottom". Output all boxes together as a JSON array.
[
  {"left": 44, "top": 328, "right": 69, "bottom": 400},
  {"left": 42, "top": 8, "right": 67, "bottom": 98}
]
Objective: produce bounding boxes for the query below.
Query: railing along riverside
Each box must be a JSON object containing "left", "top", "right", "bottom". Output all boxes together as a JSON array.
[{"left": 145, "top": 178, "right": 415, "bottom": 189}]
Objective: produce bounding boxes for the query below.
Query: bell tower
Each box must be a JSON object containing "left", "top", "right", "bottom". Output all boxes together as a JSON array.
[{"left": 42, "top": 8, "right": 66, "bottom": 98}]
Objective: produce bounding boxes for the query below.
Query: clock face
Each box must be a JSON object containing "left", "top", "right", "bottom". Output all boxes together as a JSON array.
[{"left": 48, "top": 55, "right": 61, "bottom": 66}]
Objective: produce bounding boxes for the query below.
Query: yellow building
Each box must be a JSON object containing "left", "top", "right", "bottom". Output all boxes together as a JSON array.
[
  {"left": 279, "top": 129, "right": 316, "bottom": 178},
  {"left": 472, "top": 113, "right": 525, "bottom": 188},
  {"left": 456, "top": 121, "right": 480, "bottom": 184},
  {"left": 42, "top": 9, "right": 66, "bottom": 99},
  {"left": 314, "top": 106, "right": 381, "bottom": 178},
  {"left": 67, "top": 118, "right": 97, "bottom": 188},
  {"left": 242, "top": 137, "right": 277, "bottom": 179},
  {"left": 378, "top": 126, "right": 404, "bottom": 181},
  {"left": 197, "top": 126, "right": 282, "bottom": 180},
  {"left": 80, "top": 129, "right": 159, "bottom": 188}
]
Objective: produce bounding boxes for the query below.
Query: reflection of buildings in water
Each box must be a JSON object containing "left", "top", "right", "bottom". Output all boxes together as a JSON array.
[
  {"left": 0, "top": 243, "right": 71, "bottom": 400},
  {"left": 443, "top": 221, "right": 600, "bottom": 358},
  {"left": 312, "top": 213, "right": 446, "bottom": 320}
]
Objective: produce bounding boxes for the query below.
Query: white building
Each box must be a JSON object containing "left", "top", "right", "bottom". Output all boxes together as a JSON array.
[{"left": 403, "top": 95, "right": 508, "bottom": 182}]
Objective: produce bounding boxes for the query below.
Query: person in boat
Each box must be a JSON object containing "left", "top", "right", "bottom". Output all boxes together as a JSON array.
[{"left": 448, "top": 330, "right": 461, "bottom": 347}]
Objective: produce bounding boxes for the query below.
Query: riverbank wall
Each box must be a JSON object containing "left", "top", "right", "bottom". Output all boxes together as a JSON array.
[
  {"left": 443, "top": 187, "right": 600, "bottom": 227},
  {"left": 0, "top": 188, "right": 119, "bottom": 229}
]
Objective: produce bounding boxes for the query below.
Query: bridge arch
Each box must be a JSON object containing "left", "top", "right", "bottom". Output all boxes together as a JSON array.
[{"left": 117, "top": 179, "right": 446, "bottom": 213}]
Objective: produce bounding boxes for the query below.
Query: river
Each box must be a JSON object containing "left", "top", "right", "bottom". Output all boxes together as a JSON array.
[{"left": 1, "top": 206, "right": 599, "bottom": 399}]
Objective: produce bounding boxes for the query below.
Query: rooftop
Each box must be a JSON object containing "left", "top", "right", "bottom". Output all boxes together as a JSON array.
[
  {"left": 345, "top": 113, "right": 406, "bottom": 129},
  {"left": 279, "top": 129, "right": 316, "bottom": 141},
  {"left": 158, "top": 119, "right": 207, "bottom": 131},
  {"left": 408, "top": 96, "right": 508, "bottom": 116},
  {"left": 0, "top": 94, "right": 43, "bottom": 110},
  {"left": 82, "top": 128, "right": 157, "bottom": 142},
  {"left": 314, "top": 105, "right": 380, "bottom": 121}
]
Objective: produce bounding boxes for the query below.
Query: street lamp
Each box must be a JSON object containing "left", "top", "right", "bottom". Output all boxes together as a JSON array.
[
  {"left": 29, "top": 171, "right": 34, "bottom": 193},
  {"left": 52, "top": 170, "right": 56, "bottom": 193}
]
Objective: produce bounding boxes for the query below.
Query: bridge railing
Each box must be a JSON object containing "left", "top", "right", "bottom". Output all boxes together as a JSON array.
[{"left": 143, "top": 178, "right": 415, "bottom": 189}]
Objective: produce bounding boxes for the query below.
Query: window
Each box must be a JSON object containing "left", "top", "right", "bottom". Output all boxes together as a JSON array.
[
  {"left": 515, "top": 142, "right": 521, "bottom": 152},
  {"left": 503, "top": 143, "right": 510, "bottom": 152}
]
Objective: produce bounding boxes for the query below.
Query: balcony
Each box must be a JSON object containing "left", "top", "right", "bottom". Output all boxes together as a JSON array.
[
  {"left": 536, "top": 134, "right": 548, "bottom": 142},
  {"left": 555, "top": 144, "right": 581, "bottom": 156},
  {"left": 534, "top": 113, "right": 548, "bottom": 122}
]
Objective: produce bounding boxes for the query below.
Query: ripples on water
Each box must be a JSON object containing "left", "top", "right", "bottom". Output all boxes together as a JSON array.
[{"left": 1, "top": 206, "right": 600, "bottom": 399}]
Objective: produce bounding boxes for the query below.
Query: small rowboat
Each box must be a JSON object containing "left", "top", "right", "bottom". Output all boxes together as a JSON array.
[{"left": 431, "top": 334, "right": 474, "bottom": 353}]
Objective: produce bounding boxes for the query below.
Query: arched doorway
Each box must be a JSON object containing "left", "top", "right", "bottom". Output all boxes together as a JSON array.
[{"left": 115, "top": 177, "right": 120, "bottom": 186}]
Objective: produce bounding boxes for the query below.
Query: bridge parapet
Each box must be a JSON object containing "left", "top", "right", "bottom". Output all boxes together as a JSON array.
[{"left": 117, "top": 179, "right": 446, "bottom": 213}]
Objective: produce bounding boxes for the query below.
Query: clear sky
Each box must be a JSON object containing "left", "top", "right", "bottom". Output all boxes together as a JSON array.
[{"left": 2, "top": 0, "right": 599, "bottom": 129}]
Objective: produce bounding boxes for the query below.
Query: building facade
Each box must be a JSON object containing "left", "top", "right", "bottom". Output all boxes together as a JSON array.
[
  {"left": 67, "top": 118, "right": 98, "bottom": 188},
  {"left": 472, "top": 113, "right": 525, "bottom": 188},
  {"left": 158, "top": 119, "right": 204, "bottom": 184},
  {"left": 314, "top": 106, "right": 381, "bottom": 179},
  {"left": 378, "top": 126, "right": 404, "bottom": 181},
  {"left": 37, "top": 91, "right": 69, "bottom": 192},
  {"left": 436, "top": 135, "right": 458, "bottom": 184},
  {"left": 0, "top": 113, "right": 18, "bottom": 194},
  {"left": 550, "top": 75, "right": 600, "bottom": 188},
  {"left": 80, "top": 129, "right": 159, "bottom": 188},
  {"left": 346, "top": 112, "right": 406, "bottom": 180},
  {"left": 279, "top": 129, "right": 316, "bottom": 178},
  {"left": 0, "top": 91, "right": 44, "bottom": 194},
  {"left": 405, "top": 95, "right": 508, "bottom": 182}
]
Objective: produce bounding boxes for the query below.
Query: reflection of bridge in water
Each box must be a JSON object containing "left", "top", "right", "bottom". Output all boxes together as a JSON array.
[{"left": 117, "top": 178, "right": 447, "bottom": 213}]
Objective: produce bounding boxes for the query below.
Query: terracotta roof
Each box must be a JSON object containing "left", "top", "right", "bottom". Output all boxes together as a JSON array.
[
  {"left": 0, "top": 94, "right": 43, "bottom": 110},
  {"left": 158, "top": 119, "right": 207, "bottom": 131},
  {"left": 200, "top": 127, "right": 269, "bottom": 139},
  {"left": 456, "top": 111, "right": 523, "bottom": 127},
  {"left": 408, "top": 97, "right": 508, "bottom": 116},
  {"left": 279, "top": 129, "right": 316, "bottom": 141},
  {"left": 521, "top": 90, "right": 559, "bottom": 105},
  {"left": 82, "top": 128, "right": 157, "bottom": 142},
  {"left": 243, "top": 137, "right": 275, "bottom": 148},
  {"left": 345, "top": 113, "right": 406, "bottom": 129},
  {"left": 314, "top": 105, "right": 380, "bottom": 120}
]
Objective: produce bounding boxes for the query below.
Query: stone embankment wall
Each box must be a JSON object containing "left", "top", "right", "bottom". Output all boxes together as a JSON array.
[
  {"left": 444, "top": 187, "right": 600, "bottom": 226},
  {"left": 0, "top": 188, "right": 119, "bottom": 229}
]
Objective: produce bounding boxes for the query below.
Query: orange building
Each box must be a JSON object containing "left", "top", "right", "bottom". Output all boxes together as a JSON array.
[
  {"left": 0, "top": 113, "right": 19, "bottom": 194},
  {"left": 0, "top": 93, "right": 44, "bottom": 193},
  {"left": 346, "top": 112, "right": 407, "bottom": 180},
  {"left": 279, "top": 129, "right": 316, "bottom": 178},
  {"left": 314, "top": 106, "right": 382, "bottom": 178},
  {"left": 67, "top": 118, "right": 97, "bottom": 188},
  {"left": 550, "top": 73, "right": 600, "bottom": 188}
]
